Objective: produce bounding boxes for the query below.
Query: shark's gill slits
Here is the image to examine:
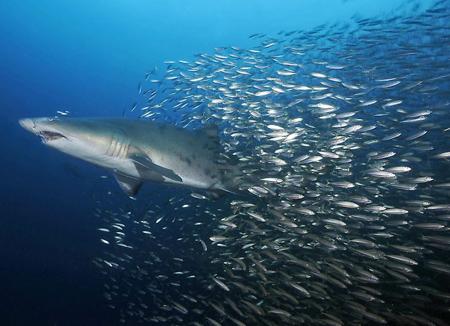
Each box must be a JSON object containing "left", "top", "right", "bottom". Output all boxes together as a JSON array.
[
  {"left": 118, "top": 141, "right": 130, "bottom": 159},
  {"left": 105, "top": 136, "right": 117, "bottom": 157},
  {"left": 107, "top": 136, "right": 123, "bottom": 158}
]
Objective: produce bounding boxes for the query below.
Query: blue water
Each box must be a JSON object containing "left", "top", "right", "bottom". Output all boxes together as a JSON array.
[{"left": 0, "top": 0, "right": 437, "bottom": 324}]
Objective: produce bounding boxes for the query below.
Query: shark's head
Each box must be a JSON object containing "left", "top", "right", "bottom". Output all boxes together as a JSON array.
[{"left": 19, "top": 117, "right": 120, "bottom": 164}]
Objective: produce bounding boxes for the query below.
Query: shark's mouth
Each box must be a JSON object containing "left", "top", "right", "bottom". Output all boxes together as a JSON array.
[{"left": 39, "top": 130, "right": 67, "bottom": 142}]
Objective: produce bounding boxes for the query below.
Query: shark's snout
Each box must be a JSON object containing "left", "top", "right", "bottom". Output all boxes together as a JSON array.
[
  {"left": 19, "top": 117, "right": 67, "bottom": 143},
  {"left": 19, "top": 118, "right": 36, "bottom": 133}
]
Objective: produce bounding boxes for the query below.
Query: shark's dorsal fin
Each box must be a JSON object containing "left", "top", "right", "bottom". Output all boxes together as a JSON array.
[
  {"left": 130, "top": 152, "right": 183, "bottom": 183},
  {"left": 113, "top": 172, "right": 143, "bottom": 198}
]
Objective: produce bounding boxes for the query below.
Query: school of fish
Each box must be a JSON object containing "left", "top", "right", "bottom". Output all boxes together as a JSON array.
[{"left": 92, "top": 1, "right": 450, "bottom": 325}]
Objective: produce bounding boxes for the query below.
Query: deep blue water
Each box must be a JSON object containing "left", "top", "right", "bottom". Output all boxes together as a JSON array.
[{"left": 0, "top": 0, "right": 439, "bottom": 325}]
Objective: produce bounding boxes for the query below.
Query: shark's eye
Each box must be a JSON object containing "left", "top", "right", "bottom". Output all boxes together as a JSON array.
[{"left": 40, "top": 130, "right": 66, "bottom": 142}]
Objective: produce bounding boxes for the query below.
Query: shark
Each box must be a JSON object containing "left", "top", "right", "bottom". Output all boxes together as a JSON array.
[{"left": 19, "top": 117, "right": 239, "bottom": 197}]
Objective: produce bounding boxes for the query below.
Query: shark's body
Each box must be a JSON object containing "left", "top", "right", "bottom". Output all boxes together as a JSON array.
[{"left": 19, "top": 117, "right": 237, "bottom": 197}]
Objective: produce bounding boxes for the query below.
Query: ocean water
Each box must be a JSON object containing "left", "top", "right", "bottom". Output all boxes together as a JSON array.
[{"left": 1, "top": 0, "right": 449, "bottom": 325}]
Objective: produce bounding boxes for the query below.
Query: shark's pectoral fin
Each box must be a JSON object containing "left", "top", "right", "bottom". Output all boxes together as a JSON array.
[
  {"left": 130, "top": 153, "right": 183, "bottom": 183},
  {"left": 113, "top": 172, "right": 143, "bottom": 198},
  {"left": 150, "top": 164, "right": 183, "bottom": 182}
]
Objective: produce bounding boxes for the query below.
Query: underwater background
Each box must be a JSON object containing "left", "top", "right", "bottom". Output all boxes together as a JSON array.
[{"left": 1, "top": 0, "right": 449, "bottom": 325}]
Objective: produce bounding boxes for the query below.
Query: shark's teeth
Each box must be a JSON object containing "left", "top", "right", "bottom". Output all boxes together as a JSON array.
[{"left": 39, "top": 130, "right": 66, "bottom": 142}]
